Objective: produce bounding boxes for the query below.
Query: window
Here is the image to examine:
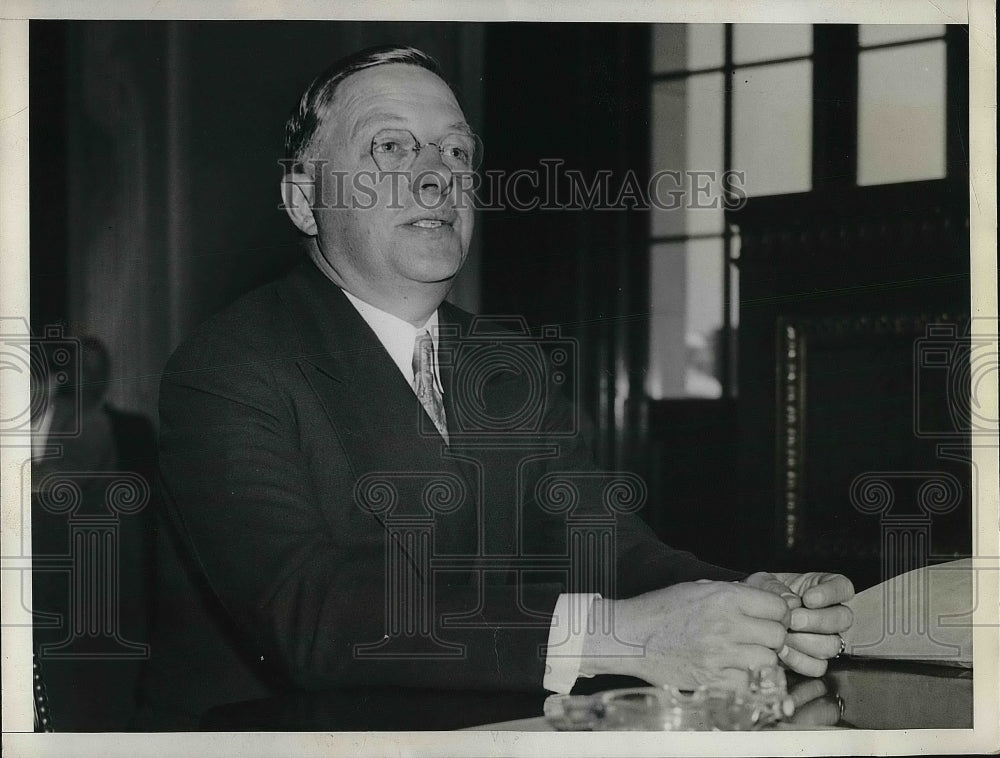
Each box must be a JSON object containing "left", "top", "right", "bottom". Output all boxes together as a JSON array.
[
  {"left": 857, "top": 26, "right": 947, "bottom": 185},
  {"left": 647, "top": 24, "right": 813, "bottom": 399},
  {"left": 646, "top": 24, "right": 956, "bottom": 400}
]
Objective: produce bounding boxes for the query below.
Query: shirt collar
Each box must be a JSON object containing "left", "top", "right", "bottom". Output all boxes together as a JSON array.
[{"left": 340, "top": 289, "right": 442, "bottom": 392}]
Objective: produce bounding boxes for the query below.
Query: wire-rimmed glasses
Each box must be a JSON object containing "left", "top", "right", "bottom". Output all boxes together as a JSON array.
[{"left": 370, "top": 129, "right": 483, "bottom": 173}]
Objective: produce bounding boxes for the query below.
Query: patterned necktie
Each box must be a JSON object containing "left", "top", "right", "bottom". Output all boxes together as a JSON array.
[{"left": 412, "top": 330, "right": 449, "bottom": 443}]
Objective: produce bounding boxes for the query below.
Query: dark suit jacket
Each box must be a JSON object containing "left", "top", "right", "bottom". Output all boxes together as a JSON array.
[{"left": 136, "top": 261, "right": 742, "bottom": 729}]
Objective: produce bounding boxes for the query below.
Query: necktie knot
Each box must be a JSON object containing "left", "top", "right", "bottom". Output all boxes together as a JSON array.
[{"left": 412, "top": 331, "right": 434, "bottom": 378}]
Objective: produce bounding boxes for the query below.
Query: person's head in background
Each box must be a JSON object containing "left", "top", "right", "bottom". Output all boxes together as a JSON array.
[{"left": 280, "top": 45, "right": 480, "bottom": 325}]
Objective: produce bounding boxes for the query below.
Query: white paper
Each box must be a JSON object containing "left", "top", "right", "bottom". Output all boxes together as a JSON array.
[{"left": 843, "top": 558, "right": 975, "bottom": 665}]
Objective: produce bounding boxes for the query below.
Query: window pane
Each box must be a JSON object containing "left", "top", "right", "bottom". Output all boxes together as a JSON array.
[
  {"left": 652, "top": 24, "right": 686, "bottom": 73},
  {"left": 686, "top": 237, "right": 724, "bottom": 347},
  {"left": 859, "top": 24, "right": 945, "bottom": 47},
  {"left": 650, "top": 73, "right": 724, "bottom": 237},
  {"left": 647, "top": 239, "right": 725, "bottom": 399},
  {"left": 684, "top": 73, "right": 725, "bottom": 234},
  {"left": 732, "top": 61, "right": 812, "bottom": 196},
  {"left": 858, "top": 41, "right": 946, "bottom": 185},
  {"left": 650, "top": 81, "right": 686, "bottom": 237},
  {"left": 652, "top": 24, "right": 725, "bottom": 73},
  {"left": 733, "top": 24, "right": 812, "bottom": 64},
  {"left": 688, "top": 24, "right": 725, "bottom": 70}
]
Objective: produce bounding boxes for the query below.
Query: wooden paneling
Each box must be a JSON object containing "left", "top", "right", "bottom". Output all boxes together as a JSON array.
[{"left": 730, "top": 179, "right": 971, "bottom": 590}]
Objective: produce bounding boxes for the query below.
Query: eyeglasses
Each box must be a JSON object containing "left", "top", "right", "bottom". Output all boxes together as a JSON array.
[{"left": 370, "top": 129, "right": 483, "bottom": 173}]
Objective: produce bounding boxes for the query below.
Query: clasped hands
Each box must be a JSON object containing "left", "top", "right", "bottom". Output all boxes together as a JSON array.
[
  {"left": 745, "top": 571, "right": 854, "bottom": 677},
  {"left": 580, "top": 571, "right": 854, "bottom": 690}
]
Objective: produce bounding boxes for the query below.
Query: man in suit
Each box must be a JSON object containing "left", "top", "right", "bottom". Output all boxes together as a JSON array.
[{"left": 137, "top": 46, "right": 853, "bottom": 729}]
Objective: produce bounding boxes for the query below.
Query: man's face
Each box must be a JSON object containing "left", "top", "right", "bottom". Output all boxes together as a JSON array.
[{"left": 307, "top": 64, "right": 475, "bottom": 294}]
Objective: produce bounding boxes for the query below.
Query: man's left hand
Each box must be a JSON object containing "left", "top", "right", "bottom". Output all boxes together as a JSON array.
[{"left": 744, "top": 571, "right": 855, "bottom": 677}]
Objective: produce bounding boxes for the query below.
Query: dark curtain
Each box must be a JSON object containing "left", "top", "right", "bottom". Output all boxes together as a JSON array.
[{"left": 481, "top": 23, "right": 651, "bottom": 471}]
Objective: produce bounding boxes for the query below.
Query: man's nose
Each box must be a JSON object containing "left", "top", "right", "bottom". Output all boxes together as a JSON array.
[{"left": 411, "top": 145, "right": 453, "bottom": 195}]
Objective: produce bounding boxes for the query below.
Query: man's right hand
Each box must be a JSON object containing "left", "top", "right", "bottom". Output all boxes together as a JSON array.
[{"left": 579, "top": 581, "right": 790, "bottom": 690}]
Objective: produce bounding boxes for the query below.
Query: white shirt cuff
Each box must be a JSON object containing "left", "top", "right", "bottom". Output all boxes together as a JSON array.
[{"left": 543, "top": 592, "right": 601, "bottom": 694}]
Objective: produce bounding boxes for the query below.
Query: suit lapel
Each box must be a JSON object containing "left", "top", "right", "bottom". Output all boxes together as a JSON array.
[{"left": 275, "top": 264, "right": 479, "bottom": 556}]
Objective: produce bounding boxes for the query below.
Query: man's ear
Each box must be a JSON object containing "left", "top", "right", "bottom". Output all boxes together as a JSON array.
[{"left": 280, "top": 167, "right": 319, "bottom": 236}]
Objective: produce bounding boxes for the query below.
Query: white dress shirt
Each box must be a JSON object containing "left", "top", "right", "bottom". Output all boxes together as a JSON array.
[
  {"left": 340, "top": 288, "right": 595, "bottom": 693},
  {"left": 341, "top": 289, "right": 443, "bottom": 393}
]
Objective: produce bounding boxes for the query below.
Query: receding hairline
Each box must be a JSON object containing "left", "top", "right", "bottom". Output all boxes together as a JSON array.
[
  {"left": 329, "top": 65, "right": 467, "bottom": 144},
  {"left": 284, "top": 46, "right": 456, "bottom": 166}
]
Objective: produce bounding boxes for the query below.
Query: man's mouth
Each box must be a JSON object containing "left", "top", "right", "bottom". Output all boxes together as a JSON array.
[{"left": 404, "top": 211, "right": 458, "bottom": 230}]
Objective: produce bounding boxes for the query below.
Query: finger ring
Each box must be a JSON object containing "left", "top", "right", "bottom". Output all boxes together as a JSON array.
[
  {"left": 834, "top": 693, "right": 845, "bottom": 721},
  {"left": 835, "top": 634, "right": 846, "bottom": 658}
]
